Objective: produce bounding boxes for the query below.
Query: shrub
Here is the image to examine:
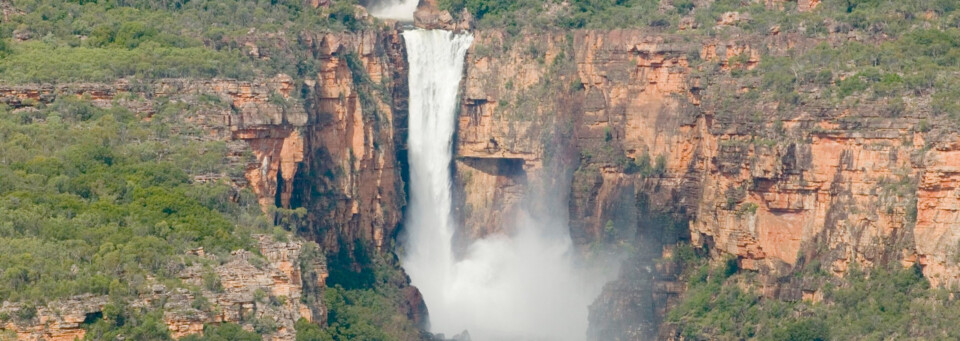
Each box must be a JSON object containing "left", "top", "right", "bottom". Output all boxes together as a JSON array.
[
  {"left": 15, "top": 305, "right": 36, "bottom": 321},
  {"left": 180, "top": 323, "right": 260, "bottom": 341},
  {"left": 295, "top": 318, "right": 333, "bottom": 341},
  {"left": 771, "top": 319, "right": 831, "bottom": 341}
]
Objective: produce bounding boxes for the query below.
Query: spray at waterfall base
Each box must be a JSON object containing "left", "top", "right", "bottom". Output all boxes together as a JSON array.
[{"left": 400, "top": 29, "right": 621, "bottom": 340}]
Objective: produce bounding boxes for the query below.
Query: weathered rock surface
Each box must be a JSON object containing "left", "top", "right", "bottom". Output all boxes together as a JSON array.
[
  {"left": 454, "top": 27, "right": 949, "bottom": 338},
  {"left": 0, "top": 26, "right": 412, "bottom": 340},
  {"left": 291, "top": 29, "right": 409, "bottom": 252},
  {"left": 0, "top": 235, "right": 324, "bottom": 341}
]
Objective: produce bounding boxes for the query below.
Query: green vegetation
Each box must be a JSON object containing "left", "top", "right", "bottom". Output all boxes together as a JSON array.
[
  {"left": 297, "top": 250, "right": 422, "bottom": 341},
  {"left": 439, "top": 0, "right": 683, "bottom": 30},
  {"left": 621, "top": 152, "right": 667, "bottom": 177},
  {"left": 0, "top": 79, "right": 425, "bottom": 341},
  {"left": 0, "top": 41, "right": 254, "bottom": 83},
  {"left": 181, "top": 323, "right": 262, "bottom": 341},
  {"left": 83, "top": 303, "right": 174, "bottom": 341},
  {"left": 319, "top": 285, "right": 419, "bottom": 340},
  {"left": 0, "top": 0, "right": 375, "bottom": 83},
  {"left": 0, "top": 96, "right": 275, "bottom": 324},
  {"left": 736, "top": 202, "right": 760, "bottom": 217},
  {"left": 87, "top": 313, "right": 261, "bottom": 341},
  {"left": 666, "top": 250, "right": 960, "bottom": 340}
]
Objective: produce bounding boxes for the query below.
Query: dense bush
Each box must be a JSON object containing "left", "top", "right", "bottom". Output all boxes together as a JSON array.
[
  {"left": 0, "top": 97, "right": 268, "bottom": 304},
  {"left": 0, "top": 0, "right": 373, "bottom": 83},
  {"left": 440, "top": 0, "right": 681, "bottom": 29},
  {"left": 180, "top": 323, "right": 262, "bottom": 341},
  {"left": 83, "top": 304, "right": 173, "bottom": 341},
  {"left": 312, "top": 252, "right": 422, "bottom": 341},
  {"left": 667, "top": 254, "right": 960, "bottom": 340}
]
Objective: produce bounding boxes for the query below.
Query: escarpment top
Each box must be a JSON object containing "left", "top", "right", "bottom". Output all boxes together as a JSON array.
[{"left": 413, "top": 0, "right": 473, "bottom": 30}]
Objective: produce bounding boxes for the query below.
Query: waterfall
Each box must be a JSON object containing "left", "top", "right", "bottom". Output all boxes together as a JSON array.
[
  {"left": 366, "top": 0, "right": 418, "bottom": 22},
  {"left": 401, "top": 28, "right": 473, "bottom": 336},
  {"left": 403, "top": 29, "right": 611, "bottom": 341}
]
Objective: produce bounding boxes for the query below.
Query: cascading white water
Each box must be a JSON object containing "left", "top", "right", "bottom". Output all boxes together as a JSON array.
[
  {"left": 367, "top": 0, "right": 418, "bottom": 22},
  {"left": 403, "top": 30, "right": 612, "bottom": 341},
  {"left": 402, "top": 28, "right": 473, "bottom": 336}
]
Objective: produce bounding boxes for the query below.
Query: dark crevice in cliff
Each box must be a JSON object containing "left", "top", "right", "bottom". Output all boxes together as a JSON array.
[
  {"left": 275, "top": 162, "right": 286, "bottom": 209},
  {"left": 390, "top": 31, "right": 412, "bottom": 248}
]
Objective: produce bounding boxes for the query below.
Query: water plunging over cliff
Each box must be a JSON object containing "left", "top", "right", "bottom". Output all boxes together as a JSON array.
[
  {"left": 402, "top": 28, "right": 472, "bottom": 337},
  {"left": 366, "top": 0, "right": 418, "bottom": 21},
  {"left": 403, "top": 29, "right": 608, "bottom": 341}
]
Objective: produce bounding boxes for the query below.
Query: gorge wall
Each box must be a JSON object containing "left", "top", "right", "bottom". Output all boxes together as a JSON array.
[
  {"left": 450, "top": 17, "right": 960, "bottom": 340},
  {"left": 5, "top": 1, "right": 960, "bottom": 339},
  {"left": 0, "top": 24, "right": 415, "bottom": 339}
]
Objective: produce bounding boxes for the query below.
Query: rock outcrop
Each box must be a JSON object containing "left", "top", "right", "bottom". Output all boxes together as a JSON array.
[
  {"left": 292, "top": 29, "right": 409, "bottom": 252},
  {"left": 2, "top": 5, "right": 953, "bottom": 338},
  {"left": 0, "top": 235, "right": 325, "bottom": 341},
  {"left": 413, "top": 0, "right": 472, "bottom": 31}
]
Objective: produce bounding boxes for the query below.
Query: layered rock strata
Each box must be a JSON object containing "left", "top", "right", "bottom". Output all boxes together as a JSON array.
[{"left": 453, "top": 25, "right": 947, "bottom": 337}]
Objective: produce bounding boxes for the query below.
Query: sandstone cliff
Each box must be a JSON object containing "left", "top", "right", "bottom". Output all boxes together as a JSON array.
[
  {"left": 291, "top": 29, "right": 409, "bottom": 252},
  {"left": 0, "top": 24, "right": 414, "bottom": 339},
  {"left": 454, "top": 29, "right": 695, "bottom": 338},
  {"left": 452, "top": 22, "right": 949, "bottom": 337},
  {"left": 5, "top": 1, "right": 956, "bottom": 338}
]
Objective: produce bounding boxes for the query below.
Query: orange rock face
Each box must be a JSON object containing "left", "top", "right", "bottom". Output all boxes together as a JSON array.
[
  {"left": 456, "top": 28, "right": 944, "bottom": 288},
  {"left": 163, "top": 235, "right": 325, "bottom": 341},
  {"left": 456, "top": 30, "right": 698, "bottom": 241},
  {"left": 693, "top": 133, "right": 915, "bottom": 273},
  {"left": 293, "top": 30, "right": 408, "bottom": 251},
  {"left": 0, "top": 295, "right": 104, "bottom": 341},
  {"left": 915, "top": 140, "right": 960, "bottom": 287}
]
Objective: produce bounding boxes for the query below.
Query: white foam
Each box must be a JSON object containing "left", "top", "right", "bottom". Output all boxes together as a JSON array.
[{"left": 368, "top": 0, "right": 418, "bottom": 22}]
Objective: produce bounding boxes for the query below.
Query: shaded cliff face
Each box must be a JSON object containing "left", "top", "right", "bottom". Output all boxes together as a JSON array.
[{"left": 291, "top": 29, "right": 409, "bottom": 253}]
